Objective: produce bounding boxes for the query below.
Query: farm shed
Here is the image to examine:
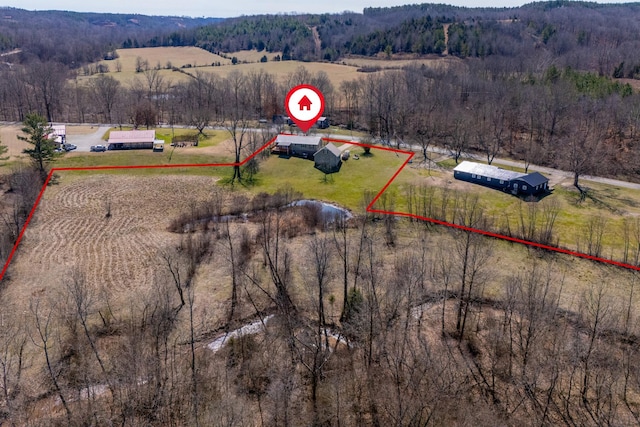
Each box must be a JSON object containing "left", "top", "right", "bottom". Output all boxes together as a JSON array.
[
  {"left": 152, "top": 140, "right": 165, "bottom": 152},
  {"left": 107, "top": 130, "right": 155, "bottom": 150},
  {"left": 453, "top": 161, "right": 549, "bottom": 196},
  {"left": 47, "top": 124, "right": 66, "bottom": 147},
  {"left": 510, "top": 172, "right": 549, "bottom": 196},
  {"left": 272, "top": 134, "right": 323, "bottom": 158},
  {"left": 316, "top": 117, "right": 330, "bottom": 129},
  {"left": 314, "top": 143, "right": 342, "bottom": 173}
]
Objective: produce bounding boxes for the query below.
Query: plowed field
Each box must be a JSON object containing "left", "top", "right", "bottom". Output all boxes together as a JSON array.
[{"left": 2, "top": 173, "right": 219, "bottom": 314}]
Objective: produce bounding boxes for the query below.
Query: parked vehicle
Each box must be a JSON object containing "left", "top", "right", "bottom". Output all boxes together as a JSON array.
[
  {"left": 90, "top": 145, "right": 106, "bottom": 152},
  {"left": 63, "top": 143, "right": 77, "bottom": 151}
]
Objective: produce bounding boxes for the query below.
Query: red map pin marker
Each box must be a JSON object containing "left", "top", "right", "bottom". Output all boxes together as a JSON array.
[{"left": 285, "top": 84, "right": 325, "bottom": 133}]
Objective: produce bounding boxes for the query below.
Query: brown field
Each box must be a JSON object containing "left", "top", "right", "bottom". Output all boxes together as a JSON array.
[
  {"left": 82, "top": 46, "right": 454, "bottom": 88},
  {"left": 228, "top": 49, "right": 283, "bottom": 62},
  {"left": 340, "top": 54, "right": 459, "bottom": 71},
  {"left": 5, "top": 171, "right": 638, "bottom": 320},
  {"left": 84, "top": 58, "right": 367, "bottom": 87},
  {"left": 189, "top": 60, "right": 365, "bottom": 85},
  {"left": 98, "top": 46, "right": 231, "bottom": 73},
  {"left": 3, "top": 173, "right": 228, "bottom": 319}
]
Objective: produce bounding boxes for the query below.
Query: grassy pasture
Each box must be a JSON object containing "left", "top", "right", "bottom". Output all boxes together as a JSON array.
[{"left": 388, "top": 162, "right": 640, "bottom": 263}]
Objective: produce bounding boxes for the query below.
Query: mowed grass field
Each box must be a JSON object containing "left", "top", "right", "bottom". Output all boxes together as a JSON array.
[
  {"left": 80, "top": 46, "right": 452, "bottom": 88},
  {"left": 251, "top": 144, "right": 412, "bottom": 211}
]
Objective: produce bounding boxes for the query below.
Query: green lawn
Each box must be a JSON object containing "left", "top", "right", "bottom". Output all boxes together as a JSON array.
[
  {"left": 387, "top": 165, "right": 640, "bottom": 263},
  {"left": 246, "top": 146, "right": 412, "bottom": 211},
  {"left": 102, "top": 127, "right": 228, "bottom": 147}
]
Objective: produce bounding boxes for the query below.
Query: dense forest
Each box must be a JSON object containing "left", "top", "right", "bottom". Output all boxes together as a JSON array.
[
  {"left": 6, "top": 2, "right": 640, "bottom": 74},
  {"left": 140, "top": 1, "right": 640, "bottom": 71},
  {"left": 0, "top": 7, "right": 221, "bottom": 66}
]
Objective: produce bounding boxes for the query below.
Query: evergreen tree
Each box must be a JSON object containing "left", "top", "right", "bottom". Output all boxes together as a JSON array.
[{"left": 19, "top": 113, "right": 59, "bottom": 174}]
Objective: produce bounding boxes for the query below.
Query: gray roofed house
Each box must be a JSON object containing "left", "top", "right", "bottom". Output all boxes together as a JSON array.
[
  {"left": 453, "top": 161, "right": 550, "bottom": 197},
  {"left": 272, "top": 134, "right": 323, "bottom": 158},
  {"left": 314, "top": 143, "right": 342, "bottom": 174}
]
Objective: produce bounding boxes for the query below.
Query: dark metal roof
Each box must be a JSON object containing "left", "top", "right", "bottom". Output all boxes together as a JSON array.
[
  {"left": 513, "top": 172, "right": 549, "bottom": 187},
  {"left": 453, "top": 161, "right": 525, "bottom": 181}
]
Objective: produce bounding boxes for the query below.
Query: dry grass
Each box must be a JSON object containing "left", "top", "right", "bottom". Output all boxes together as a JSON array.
[
  {"left": 3, "top": 173, "right": 220, "bottom": 317},
  {"left": 82, "top": 46, "right": 409, "bottom": 88},
  {"left": 79, "top": 60, "right": 365, "bottom": 88},
  {"left": 0, "top": 124, "right": 28, "bottom": 160},
  {"left": 100, "top": 47, "right": 231, "bottom": 72},
  {"left": 228, "top": 50, "right": 283, "bottom": 62},
  {"left": 340, "top": 54, "right": 459, "bottom": 70},
  {"left": 391, "top": 162, "right": 640, "bottom": 263}
]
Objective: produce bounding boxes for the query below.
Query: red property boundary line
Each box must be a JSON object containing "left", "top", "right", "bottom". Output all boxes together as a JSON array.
[{"left": 1, "top": 135, "right": 639, "bottom": 282}]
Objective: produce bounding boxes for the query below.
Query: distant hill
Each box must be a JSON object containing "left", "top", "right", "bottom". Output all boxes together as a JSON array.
[
  {"left": 141, "top": 1, "right": 640, "bottom": 76},
  {"left": 5, "top": 2, "right": 640, "bottom": 78},
  {"left": 0, "top": 7, "right": 223, "bottom": 66}
]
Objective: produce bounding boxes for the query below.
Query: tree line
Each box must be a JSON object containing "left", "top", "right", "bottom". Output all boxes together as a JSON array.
[
  {"left": 0, "top": 7, "right": 221, "bottom": 66},
  {"left": 2, "top": 55, "right": 640, "bottom": 188}
]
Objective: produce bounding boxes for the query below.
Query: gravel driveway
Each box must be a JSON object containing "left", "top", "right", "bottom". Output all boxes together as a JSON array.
[{"left": 66, "top": 126, "right": 110, "bottom": 152}]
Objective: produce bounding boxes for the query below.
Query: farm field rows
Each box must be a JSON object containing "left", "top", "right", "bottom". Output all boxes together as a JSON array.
[{"left": 3, "top": 174, "right": 220, "bottom": 317}]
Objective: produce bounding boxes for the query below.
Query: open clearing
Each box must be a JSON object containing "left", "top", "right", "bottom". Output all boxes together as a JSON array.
[
  {"left": 99, "top": 47, "right": 231, "bottom": 72},
  {"left": 390, "top": 160, "right": 640, "bottom": 263},
  {"left": 81, "top": 46, "right": 454, "bottom": 88},
  {"left": 3, "top": 174, "right": 223, "bottom": 317}
]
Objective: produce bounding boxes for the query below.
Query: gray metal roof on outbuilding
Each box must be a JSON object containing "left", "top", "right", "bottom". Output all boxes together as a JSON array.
[
  {"left": 316, "top": 143, "right": 341, "bottom": 157},
  {"left": 108, "top": 130, "right": 155, "bottom": 144},
  {"left": 453, "top": 161, "right": 525, "bottom": 181}
]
